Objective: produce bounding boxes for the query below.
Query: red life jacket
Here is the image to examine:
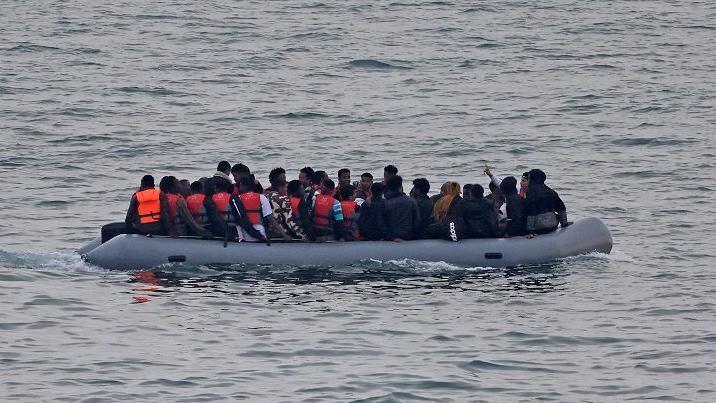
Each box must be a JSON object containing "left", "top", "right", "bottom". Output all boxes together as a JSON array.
[
  {"left": 289, "top": 197, "right": 301, "bottom": 216},
  {"left": 166, "top": 193, "right": 183, "bottom": 224},
  {"left": 312, "top": 194, "right": 335, "bottom": 230},
  {"left": 239, "top": 192, "right": 262, "bottom": 225},
  {"left": 340, "top": 200, "right": 357, "bottom": 227},
  {"left": 212, "top": 192, "right": 232, "bottom": 221},
  {"left": 135, "top": 188, "right": 161, "bottom": 224},
  {"left": 186, "top": 194, "right": 207, "bottom": 223}
]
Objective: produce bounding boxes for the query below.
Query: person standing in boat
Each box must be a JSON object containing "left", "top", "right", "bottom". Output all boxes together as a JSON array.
[
  {"left": 125, "top": 174, "right": 171, "bottom": 236},
  {"left": 410, "top": 178, "right": 434, "bottom": 239},
  {"left": 383, "top": 175, "right": 420, "bottom": 241},
  {"left": 524, "top": 169, "right": 569, "bottom": 237},
  {"left": 310, "top": 178, "right": 345, "bottom": 242}
]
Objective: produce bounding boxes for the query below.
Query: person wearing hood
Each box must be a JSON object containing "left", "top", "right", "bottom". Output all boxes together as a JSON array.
[
  {"left": 524, "top": 169, "right": 569, "bottom": 236},
  {"left": 499, "top": 176, "right": 527, "bottom": 237},
  {"left": 410, "top": 178, "right": 434, "bottom": 239},
  {"left": 462, "top": 184, "right": 498, "bottom": 238},
  {"left": 213, "top": 161, "right": 232, "bottom": 182},
  {"left": 485, "top": 167, "right": 529, "bottom": 199},
  {"left": 382, "top": 175, "right": 419, "bottom": 241}
]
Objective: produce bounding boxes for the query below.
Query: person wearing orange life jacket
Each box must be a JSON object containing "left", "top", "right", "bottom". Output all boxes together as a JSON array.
[
  {"left": 124, "top": 174, "right": 171, "bottom": 236},
  {"left": 159, "top": 176, "right": 185, "bottom": 236},
  {"left": 311, "top": 178, "right": 345, "bottom": 242},
  {"left": 338, "top": 184, "right": 360, "bottom": 241},
  {"left": 229, "top": 176, "right": 290, "bottom": 242},
  {"left": 180, "top": 180, "right": 214, "bottom": 238},
  {"left": 288, "top": 179, "right": 315, "bottom": 241},
  {"left": 334, "top": 168, "right": 351, "bottom": 201},
  {"left": 211, "top": 177, "right": 234, "bottom": 223}
]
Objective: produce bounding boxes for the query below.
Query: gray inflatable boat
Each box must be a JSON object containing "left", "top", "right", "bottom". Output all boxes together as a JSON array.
[{"left": 78, "top": 217, "right": 612, "bottom": 270}]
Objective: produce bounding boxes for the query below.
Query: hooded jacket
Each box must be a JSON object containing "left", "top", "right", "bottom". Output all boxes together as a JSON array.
[
  {"left": 524, "top": 169, "right": 568, "bottom": 233},
  {"left": 462, "top": 198, "right": 498, "bottom": 238},
  {"left": 382, "top": 190, "right": 420, "bottom": 240}
]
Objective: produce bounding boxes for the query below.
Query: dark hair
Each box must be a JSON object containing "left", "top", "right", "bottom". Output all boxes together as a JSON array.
[
  {"left": 338, "top": 168, "right": 350, "bottom": 177},
  {"left": 488, "top": 181, "right": 498, "bottom": 191},
  {"left": 159, "top": 176, "right": 178, "bottom": 193},
  {"left": 269, "top": 167, "right": 286, "bottom": 184},
  {"left": 384, "top": 165, "right": 398, "bottom": 176},
  {"left": 300, "top": 166, "right": 314, "bottom": 177},
  {"left": 522, "top": 172, "right": 530, "bottom": 180},
  {"left": 231, "top": 163, "right": 250, "bottom": 175},
  {"left": 312, "top": 170, "right": 327, "bottom": 185},
  {"left": 528, "top": 169, "right": 546, "bottom": 185},
  {"left": 340, "top": 184, "right": 355, "bottom": 200},
  {"left": 239, "top": 176, "right": 256, "bottom": 191},
  {"left": 361, "top": 172, "right": 373, "bottom": 180},
  {"left": 190, "top": 181, "right": 203, "bottom": 193},
  {"left": 140, "top": 175, "right": 154, "bottom": 188},
  {"left": 213, "top": 177, "right": 233, "bottom": 193},
  {"left": 463, "top": 183, "right": 473, "bottom": 193},
  {"left": 322, "top": 178, "right": 335, "bottom": 190},
  {"left": 412, "top": 178, "right": 430, "bottom": 195},
  {"left": 470, "top": 184, "right": 485, "bottom": 199},
  {"left": 500, "top": 176, "right": 518, "bottom": 195},
  {"left": 370, "top": 182, "right": 385, "bottom": 197},
  {"left": 386, "top": 175, "right": 402, "bottom": 192},
  {"left": 287, "top": 180, "right": 303, "bottom": 197},
  {"left": 217, "top": 161, "right": 231, "bottom": 173}
]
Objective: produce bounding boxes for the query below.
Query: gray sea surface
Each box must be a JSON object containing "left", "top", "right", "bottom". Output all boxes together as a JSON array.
[{"left": 1, "top": 0, "right": 716, "bottom": 401}]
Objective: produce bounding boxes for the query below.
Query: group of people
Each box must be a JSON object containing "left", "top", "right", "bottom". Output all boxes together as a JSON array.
[{"left": 109, "top": 161, "right": 569, "bottom": 244}]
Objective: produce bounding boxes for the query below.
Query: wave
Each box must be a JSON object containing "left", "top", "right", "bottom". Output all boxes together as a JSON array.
[
  {"left": 347, "top": 59, "right": 412, "bottom": 70},
  {"left": 0, "top": 249, "right": 104, "bottom": 274}
]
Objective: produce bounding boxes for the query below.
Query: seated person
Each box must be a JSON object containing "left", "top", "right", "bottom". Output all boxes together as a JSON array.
[
  {"left": 230, "top": 177, "right": 290, "bottom": 242},
  {"left": 310, "top": 178, "right": 345, "bottom": 241},
  {"left": 124, "top": 175, "right": 170, "bottom": 236},
  {"left": 383, "top": 175, "right": 419, "bottom": 241},
  {"left": 524, "top": 169, "right": 569, "bottom": 236},
  {"left": 499, "top": 176, "right": 527, "bottom": 237},
  {"left": 462, "top": 184, "right": 498, "bottom": 238},
  {"left": 357, "top": 183, "right": 387, "bottom": 241},
  {"left": 339, "top": 185, "right": 359, "bottom": 241}
]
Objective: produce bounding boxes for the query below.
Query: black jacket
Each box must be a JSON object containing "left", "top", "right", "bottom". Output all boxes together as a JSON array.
[
  {"left": 430, "top": 195, "right": 468, "bottom": 241},
  {"left": 383, "top": 191, "right": 420, "bottom": 240},
  {"left": 412, "top": 193, "right": 434, "bottom": 239},
  {"left": 503, "top": 193, "right": 527, "bottom": 236},
  {"left": 462, "top": 198, "right": 498, "bottom": 238},
  {"left": 357, "top": 198, "right": 388, "bottom": 241},
  {"left": 524, "top": 170, "right": 568, "bottom": 233}
]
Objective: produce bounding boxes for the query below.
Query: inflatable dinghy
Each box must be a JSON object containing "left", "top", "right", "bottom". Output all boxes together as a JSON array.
[{"left": 78, "top": 217, "right": 612, "bottom": 270}]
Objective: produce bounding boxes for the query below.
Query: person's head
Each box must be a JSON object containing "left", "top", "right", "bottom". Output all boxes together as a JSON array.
[
  {"left": 360, "top": 172, "right": 373, "bottom": 190},
  {"left": 521, "top": 171, "right": 530, "bottom": 188},
  {"left": 231, "top": 163, "right": 251, "bottom": 183},
  {"left": 340, "top": 184, "right": 356, "bottom": 201},
  {"left": 239, "top": 176, "right": 256, "bottom": 193},
  {"left": 383, "top": 164, "right": 398, "bottom": 182},
  {"left": 440, "top": 182, "right": 450, "bottom": 195},
  {"left": 269, "top": 167, "right": 286, "bottom": 187},
  {"left": 190, "top": 181, "right": 204, "bottom": 195},
  {"left": 528, "top": 169, "right": 546, "bottom": 186},
  {"left": 433, "top": 182, "right": 461, "bottom": 223},
  {"left": 411, "top": 178, "right": 430, "bottom": 197},
  {"left": 320, "top": 178, "right": 335, "bottom": 196},
  {"left": 178, "top": 179, "right": 191, "bottom": 197},
  {"left": 337, "top": 168, "right": 351, "bottom": 187},
  {"left": 370, "top": 182, "right": 385, "bottom": 199},
  {"left": 287, "top": 180, "right": 303, "bottom": 198},
  {"left": 470, "top": 184, "right": 485, "bottom": 199},
  {"left": 463, "top": 183, "right": 473, "bottom": 200},
  {"left": 217, "top": 161, "right": 231, "bottom": 175},
  {"left": 488, "top": 181, "right": 498, "bottom": 193},
  {"left": 159, "top": 176, "right": 178, "bottom": 194},
  {"left": 312, "top": 170, "right": 328, "bottom": 187},
  {"left": 386, "top": 175, "right": 403, "bottom": 193},
  {"left": 140, "top": 174, "right": 155, "bottom": 189},
  {"left": 274, "top": 179, "right": 288, "bottom": 196},
  {"left": 214, "top": 177, "right": 233, "bottom": 194},
  {"left": 500, "top": 176, "right": 518, "bottom": 195},
  {"left": 299, "top": 166, "right": 314, "bottom": 187}
]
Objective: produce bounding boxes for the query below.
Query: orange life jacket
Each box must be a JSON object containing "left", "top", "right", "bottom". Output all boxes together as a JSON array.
[
  {"left": 239, "top": 192, "right": 262, "bottom": 225},
  {"left": 212, "top": 192, "right": 232, "bottom": 222},
  {"left": 136, "top": 188, "right": 161, "bottom": 224},
  {"left": 312, "top": 194, "right": 335, "bottom": 230},
  {"left": 289, "top": 197, "right": 301, "bottom": 216},
  {"left": 340, "top": 200, "right": 357, "bottom": 228},
  {"left": 166, "top": 193, "right": 183, "bottom": 224},
  {"left": 186, "top": 194, "right": 207, "bottom": 223}
]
